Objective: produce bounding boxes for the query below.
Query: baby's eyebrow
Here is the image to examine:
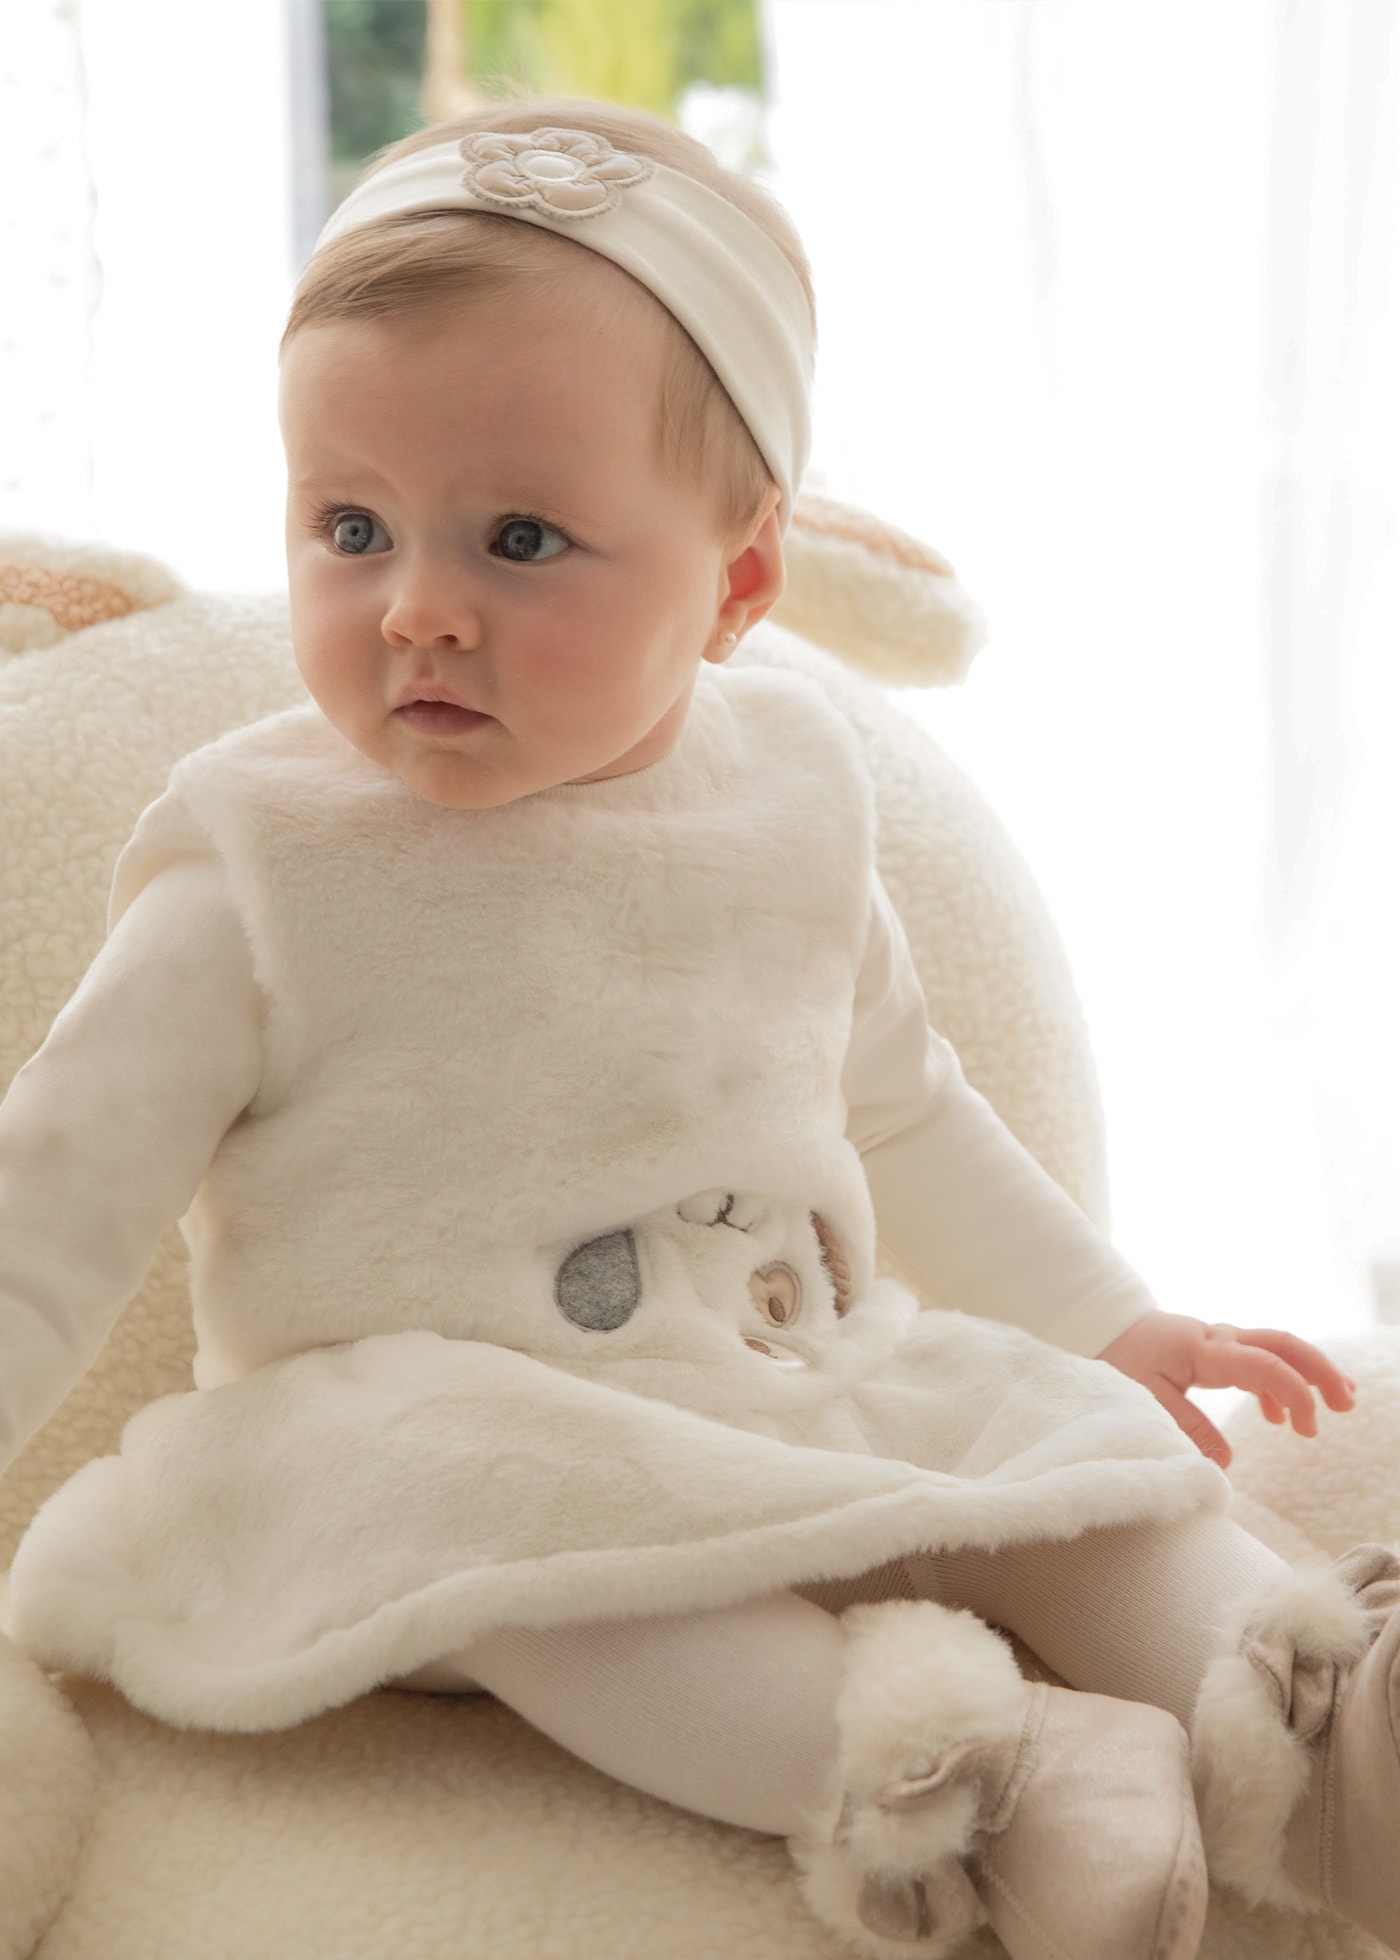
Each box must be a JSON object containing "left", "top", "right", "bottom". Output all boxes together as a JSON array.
[
  {"left": 287, "top": 483, "right": 386, "bottom": 515},
  {"left": 287, "top": 457, "right": 396, "bottom": 489}
]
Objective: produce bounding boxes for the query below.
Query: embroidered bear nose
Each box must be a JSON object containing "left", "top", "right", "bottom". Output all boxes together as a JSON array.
[
  {"left": 749, "top": 1262, "right": 801, "bottom": 1326},
  {"left": 555, "top": 1229, "right": 641, "bottom": 1331}
]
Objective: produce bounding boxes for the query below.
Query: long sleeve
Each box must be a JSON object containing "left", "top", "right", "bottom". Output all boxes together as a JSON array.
[
  {"left": 843, "top": 880, "right": 1156, "bottom": 1358},
  {"left": 0, "top": 809, "right": 264, "bottom": 1475}
]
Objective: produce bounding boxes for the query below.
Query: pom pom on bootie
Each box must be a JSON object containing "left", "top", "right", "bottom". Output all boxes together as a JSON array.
[{"left": 791, "top": 1598, "right": 1206, "bottom": 1960}]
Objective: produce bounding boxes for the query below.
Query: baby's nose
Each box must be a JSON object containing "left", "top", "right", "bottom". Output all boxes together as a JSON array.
[{"left": 381, "top": 562, "right": 484, "bottom": 651}]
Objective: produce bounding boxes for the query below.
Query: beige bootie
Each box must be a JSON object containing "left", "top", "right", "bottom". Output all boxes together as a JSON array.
[
  {"left": 1192, "top": 1543, "right": 1400, "bottom": 1947},
  {"left": 790, "top": 1598, "right": 1207, "bottom": 1960}
]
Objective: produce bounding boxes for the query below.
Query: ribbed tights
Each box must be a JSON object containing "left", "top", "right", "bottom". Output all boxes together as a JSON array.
[{"left": 404, "top": 1510, "right": 1287, "bottom": 1837}]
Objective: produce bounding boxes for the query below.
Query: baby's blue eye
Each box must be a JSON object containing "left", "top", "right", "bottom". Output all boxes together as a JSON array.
[
  {"left": 330, "top": 512, "right": 388, "bottom": 556},
  {"left": 492, "top": 517, "right": 569, "bottom": 564}
]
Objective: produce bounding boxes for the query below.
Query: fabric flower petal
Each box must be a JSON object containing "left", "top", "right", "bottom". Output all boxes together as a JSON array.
[
  {"left": 472, "top": 161, "right": 533, "bottom": 202},
  {"left": 543, "top": 179, "right": 613, "bottom": 214},
  {"left": 467, "top": 134, "right": 526, "bottom": 164},
  {"left": 593, "top": 154, "right": 651, "bottom": 185},
  {"left": 553, "top": 130, "right": 607, "bottom": 161}
]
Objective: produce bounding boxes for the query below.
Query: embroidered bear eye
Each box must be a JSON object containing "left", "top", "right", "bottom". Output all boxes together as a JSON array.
[
  {"left": 677, "top": 1190, "right": 739, "bottom": 1228},
  {"left": 749, "top": 1262, "right": 800, "bottom": 1326}
]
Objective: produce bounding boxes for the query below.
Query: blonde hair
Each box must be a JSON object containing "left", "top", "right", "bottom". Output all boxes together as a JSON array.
[{"left": 283, "top": 99, "right": 815, "bottom": 539}]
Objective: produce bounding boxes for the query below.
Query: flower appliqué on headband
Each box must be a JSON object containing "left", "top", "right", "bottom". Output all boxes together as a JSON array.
[{"left": 459, "top": 128, "right": 655, "bottom": 219}]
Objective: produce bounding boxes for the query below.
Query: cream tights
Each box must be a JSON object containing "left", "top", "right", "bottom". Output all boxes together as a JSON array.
[{"left": 407, "top": 1511, "right": 1286, "bottom": 1837}]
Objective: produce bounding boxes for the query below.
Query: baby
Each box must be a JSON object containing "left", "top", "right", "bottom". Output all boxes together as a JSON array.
[{"left": 1, "top": 98, "right": 1396, "bottom": 1960}]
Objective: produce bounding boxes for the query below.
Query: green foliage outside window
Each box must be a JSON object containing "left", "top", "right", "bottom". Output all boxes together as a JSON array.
[
  {"left": 463, "top": 0, "right": 763, "bottom": 117},
  {"left": 324, "top": 0, "right": 428, "bottom": 167},
  {"left": 322, "top": 0, "right": 763, "bottom": 180}
]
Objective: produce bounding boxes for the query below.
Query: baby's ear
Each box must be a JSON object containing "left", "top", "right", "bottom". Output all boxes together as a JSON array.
[
  {"left": 0, "top": 536, "right": 183, "bottom": 657},
  {"left": 712, "top": 494, "right": 786, "bottom": 657}
]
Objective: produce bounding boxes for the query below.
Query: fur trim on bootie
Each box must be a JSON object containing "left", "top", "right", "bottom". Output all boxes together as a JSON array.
[
  {"left": 790, "top": 1598, "right": 1025, "bottom": 1959},
  {"left": 1190, "top": 1558, "right": 1373, "bottom": 1911}
]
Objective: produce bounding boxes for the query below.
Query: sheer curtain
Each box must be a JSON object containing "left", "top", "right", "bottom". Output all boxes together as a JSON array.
[
  {"left": 2, "top": 0, "right": 100, "bottom": 541},
  {"left": 766, "top": 0, "right": 1400, "bottom": 1343},
  {"left": 1, "top": 0, "right": 294, "bottom": 590}
]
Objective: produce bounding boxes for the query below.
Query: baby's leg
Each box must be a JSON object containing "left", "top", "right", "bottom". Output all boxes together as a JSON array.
[
  {"left": 907, "top": 1509, "right": 1288, "bottom": 1726},
  {"left": 415, "top": 1589, "right": 844, "bottom": 1835},
  {"left": 416, "top": 1568, "right": 1209, "bottom": 1957},
  {"left": 403, "top": 1514, "right": 1268, "bottom": 1832}
]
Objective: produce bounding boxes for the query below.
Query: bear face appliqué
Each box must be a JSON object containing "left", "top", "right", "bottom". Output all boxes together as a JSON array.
[{"left": 552, "top": 1196, "right": 851, "bottom": 1361}]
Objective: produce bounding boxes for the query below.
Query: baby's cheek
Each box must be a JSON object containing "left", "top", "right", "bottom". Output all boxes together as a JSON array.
[{"left": 524, "top": 637, "right": 612, "bottom": 711}]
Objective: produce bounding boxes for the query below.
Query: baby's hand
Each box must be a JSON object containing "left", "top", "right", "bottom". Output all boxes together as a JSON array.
[{"left": 1095, "top": 1310, "right": 1356, "bottom": 1466}]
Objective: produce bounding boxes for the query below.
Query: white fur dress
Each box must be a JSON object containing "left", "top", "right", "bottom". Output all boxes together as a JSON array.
[{"left": 2, "top": 665, "right": 1225, "bottom": 1732}]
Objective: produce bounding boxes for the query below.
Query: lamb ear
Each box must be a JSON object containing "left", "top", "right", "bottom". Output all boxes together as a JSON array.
[
  {"left": 0, "top": 533, "right": 183, "bottom": 656},
  {"left": 555, "top": 1229, "right": 642, "bottom": 1332},
  {"left": 771, "top": 491, "right": 989, "bottom": 688}
]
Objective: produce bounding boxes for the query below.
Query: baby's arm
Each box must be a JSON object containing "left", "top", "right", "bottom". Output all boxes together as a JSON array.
[
  {"left": 844, "top": 880, "right": 1352, "bottom": 1461},
  {"left": 0, "top": 809, "right": 262, "bottom": 1475}
]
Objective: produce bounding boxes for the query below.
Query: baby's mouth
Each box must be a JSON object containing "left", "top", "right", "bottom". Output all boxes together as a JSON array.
[{"left": 396, "top": 699, "right": 489, "bottom": 736}]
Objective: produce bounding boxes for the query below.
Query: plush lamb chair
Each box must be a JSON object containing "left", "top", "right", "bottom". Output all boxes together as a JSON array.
[{"left": 1, "top": 511, "right": 1394, "bottom": 1960}]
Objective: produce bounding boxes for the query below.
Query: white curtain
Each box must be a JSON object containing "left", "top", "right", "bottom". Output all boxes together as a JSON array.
[
  {"left": 0, "top": 0, "right": 295, "bottom": 590},
  {"left": 1, "top": 0, "right": 100, "bottom": 540},
  {"left": 766, "top": 0, "right": 1400, "bottom": 1343}
]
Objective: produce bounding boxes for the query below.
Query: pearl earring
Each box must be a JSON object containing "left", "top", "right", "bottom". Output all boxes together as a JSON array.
[{"left": 721, "top": 630, "right": 738, "bottom": 648}]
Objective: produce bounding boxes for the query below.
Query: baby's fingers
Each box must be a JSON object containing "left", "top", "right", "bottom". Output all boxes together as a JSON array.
[
  {"left": 1152, "top": 1381, "right": 1233, "bottom": 1467},
  {"left": 1198, "top": 1334, "right": 1319, "bottom": 1436},
  {"left": 1229, "top": 1327, "right": 1356, "bottom": 1411}
]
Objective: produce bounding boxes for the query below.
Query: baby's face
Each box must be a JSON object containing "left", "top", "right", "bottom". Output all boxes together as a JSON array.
[{"left": 281, "top": 266, "right": 754, "bottom": 809}]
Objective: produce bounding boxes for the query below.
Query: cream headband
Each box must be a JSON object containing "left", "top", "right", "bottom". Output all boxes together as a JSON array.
[{"left": 314, "top": 128, "right": 814, "bottom": 522}]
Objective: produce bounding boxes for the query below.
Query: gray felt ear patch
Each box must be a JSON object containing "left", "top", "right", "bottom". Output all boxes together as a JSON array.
[{"left": 554, "top": 1229, "right": 642, "bottom": 1331}]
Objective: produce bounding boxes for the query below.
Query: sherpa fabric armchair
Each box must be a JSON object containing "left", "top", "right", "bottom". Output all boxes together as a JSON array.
[{"left": 1, "top": 507, "right": 1396, "bottom": 1960}]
